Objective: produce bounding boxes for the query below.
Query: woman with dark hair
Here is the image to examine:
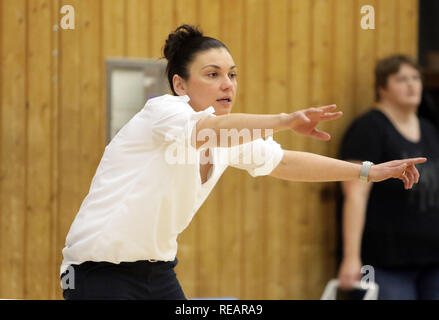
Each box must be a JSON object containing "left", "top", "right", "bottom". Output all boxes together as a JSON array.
[
  {"left": 337, "top": 54, "right": 439, "bottom": 300},
  {"left": 60, "top": 26, "right": 425, "bottom": 300}
]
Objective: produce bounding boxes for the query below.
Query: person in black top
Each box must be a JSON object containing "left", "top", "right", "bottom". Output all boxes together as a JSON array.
[{"left": 337, "top": 55, "right": 439, "bottom": 299}]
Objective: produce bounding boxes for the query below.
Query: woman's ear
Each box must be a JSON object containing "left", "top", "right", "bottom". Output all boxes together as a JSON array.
[
  {"left": 173, "top": 74, "right": 187, "bottom": 96},
  {"left": 377, "top": 86, "right": 386, "bottom": 101}
]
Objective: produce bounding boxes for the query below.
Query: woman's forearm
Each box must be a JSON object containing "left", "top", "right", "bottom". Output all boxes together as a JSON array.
[
  {"left": 195, "top": 113, "right": 288, "bottom": 148},
  {"left": 193, "top": 104, "right": 342, "bottom": 149},
  {"left": 342, "top": 193, "right": 368, "bottom": 259},
  {"left": 270, "top": 150, "right": 362, "bottom": 182}
]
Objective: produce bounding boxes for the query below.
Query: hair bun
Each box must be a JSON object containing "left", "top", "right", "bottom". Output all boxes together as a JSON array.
[{"left": 163, "top": 24, "right": 203, "bottom": 61}]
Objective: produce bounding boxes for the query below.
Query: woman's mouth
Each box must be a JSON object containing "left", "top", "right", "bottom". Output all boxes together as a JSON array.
[{"left": 216, "top": 98, "right": 232, "bottom": 106}]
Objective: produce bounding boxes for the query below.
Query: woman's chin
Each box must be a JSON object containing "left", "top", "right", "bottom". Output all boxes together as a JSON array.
[
  {"left": 213, "top": 105, "right": 233, "bottom": 116},
  {"left": 401, "top": 100, "right": 421, "bottom": 110}
]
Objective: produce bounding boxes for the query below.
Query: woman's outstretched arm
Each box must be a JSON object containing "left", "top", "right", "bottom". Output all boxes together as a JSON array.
[
  {"left": 269, "top": 150, "right": 426, "bottom": 189},
  {"left": 193, "top": 104, "right": 342, "bottom": 149}
]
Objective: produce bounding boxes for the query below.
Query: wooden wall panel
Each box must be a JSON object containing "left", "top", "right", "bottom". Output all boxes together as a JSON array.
[
  {"left": 288, "top": 0, "right": 313, "bottom": 299},
  {"left": 0, "top": 0, "right": 420, "bottom": 300},
  {"left": 195, "top": 0, "right": 222, "bottom": 298},
  {"left": 0, "top": 0, "right": 2, "bottom": 297},
  {"left": 377, "top": 0, "right": 398, "bottom": 59},
  {"left": 175, "top": 0, "right": 198, "bottom": 27},
  {"left": 150, "top": 0, "right": 174, "bottom": 58},
  {"left": 79, "top": 0, "right": 103, "bottom": 205},
  {"left": 216, "top": 0, "right": 245, "bottom": 299},
  {"left": 26, "top": 0, "right": 52, "bottom": 299},
  {"left": 0, "top": 0, "right": 27, "bottom": 299},
  {"left": 309, "top": 0, "right": 334, "bottom": 298},
  {"left": 242, "top": 0, "right": 266, "bottom": 300},
  {"left": 102, "top": 0, "right": 125, "bottom": 57},
  {"left": 266, "top": 0, "right": 288, "bottom": 300},
  {"left": 333, "top": 0, "right": 356, "bottom": 148},
  {"left": 398, "top": 0, "right": 418, "bottom": 57},
  {"left": 355, "top": 0, "right": 377, "bottom": 115},
  {"left": 126, "top": 0, "right": 150, "bottom": 57},
  {"left": 57, "top": 0, "right": 83, "bottom": 302},
  {"left": 173, "top": 0, "right": 199, "bottom": 298},
  {"left": 50, "top": 0, "right": 60, "bottom": 300}
]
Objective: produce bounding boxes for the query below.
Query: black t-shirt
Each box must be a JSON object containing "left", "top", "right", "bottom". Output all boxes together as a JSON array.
[{"left": 340, "top": 109, "right": 439, "bottom": 268}]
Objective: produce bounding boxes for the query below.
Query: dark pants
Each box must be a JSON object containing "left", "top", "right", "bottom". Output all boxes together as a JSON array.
[
  {"left": 61, "top": 258, "right": 186, "bottom": 300},
  {"left": 375, "top": 266, "right": 439, "bottom": 300}
]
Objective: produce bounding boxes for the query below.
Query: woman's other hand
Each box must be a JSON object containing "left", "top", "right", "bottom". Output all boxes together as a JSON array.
[
  {"left": 338, "top": 256, "right": 363, "bottom": 290},
  {"left": 282, "top": 104, "right": 343, "bottom": 140}
]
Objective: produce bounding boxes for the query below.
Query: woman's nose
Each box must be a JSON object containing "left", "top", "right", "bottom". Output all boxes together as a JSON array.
[{"left": 221, "top": 76, "right": 233, "bottom": 90}]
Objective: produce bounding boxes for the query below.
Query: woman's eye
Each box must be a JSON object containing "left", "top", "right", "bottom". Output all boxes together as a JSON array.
[
  {"left": 208, "top": 72, "right": 217, "bottom": 78},
  {"left": 229, "top": 73, "right": 237, "bottom": 79}
]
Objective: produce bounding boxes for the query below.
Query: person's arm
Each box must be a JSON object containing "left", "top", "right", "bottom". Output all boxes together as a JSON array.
[
  {"left": 337, "top": 175, "right": 372, "bottom": 289},
  {"left": 192, "top": 105, "right": 342, "bottom": 149},
  {"left": 269, "top": 150, "right": 425, "bottom": 187}
]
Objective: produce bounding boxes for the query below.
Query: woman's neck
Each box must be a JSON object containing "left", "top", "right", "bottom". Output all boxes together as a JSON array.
[
  {"left": 376, "top": 100, "right": 418, "bottom": 124},
  {"left": 376, "top": 100, "right": 421, "bottom": 143}
]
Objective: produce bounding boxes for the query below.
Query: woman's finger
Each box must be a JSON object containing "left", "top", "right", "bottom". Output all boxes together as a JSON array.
[
  {"left": 388, "top": 157, "right": 427, "bottom": 166},
  {"left": 406, "top": 157, "right": 428, "bottom": 166},
  {"left": 407, "top": 165, "right": 420, "bottom": 184},
  {"left": 320, "top": 111, "right": 343, "bottom": 121},
  {"left": 401, "top": 173, "right": 408, "bottom": 189},
  {"left": 401, "top": 168, "right": 412, "bottom": 189},
  {"left": 317, "top": 104, "right": 337, "bottom": 113},
  {"left": 413, "top": 165, "right": 420, "bottom": 183},
  {"left": 405, "top": 169, "right": 415, "bottom": 189},
  {"left": 304, "top": 107, "right": 321, "bottom": 115},
  {"left": 310, "top": 128, "right": 331, "bottom": 141}
]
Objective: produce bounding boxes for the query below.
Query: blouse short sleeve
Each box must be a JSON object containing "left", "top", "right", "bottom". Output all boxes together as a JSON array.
[
  {"left": 229, "top": 136, "right": 284, "bottom": 177},
  {"left": 145, "top": 95, "right": 216, "bottom": 147}
]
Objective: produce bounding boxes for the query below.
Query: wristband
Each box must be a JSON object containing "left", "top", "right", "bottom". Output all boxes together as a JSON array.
[{"left": 360, "top": 161, "right": 374, "bottom": 182}]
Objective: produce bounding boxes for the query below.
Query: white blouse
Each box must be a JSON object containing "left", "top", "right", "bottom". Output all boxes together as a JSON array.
[{"left": 60, "top": 94, "right": 284, "bottom": 275}]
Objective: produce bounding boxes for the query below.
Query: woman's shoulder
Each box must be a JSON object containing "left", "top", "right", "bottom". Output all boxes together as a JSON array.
[
  {"left": 353, "top": 108, "right": 387, "bottom": 124},
  {"left": 143, "top": 94, "right": 194, "bottom": 118},
  {"left": 145, "top": 94, "right": 190, "bottom": 107},
  {"left": 339, "top": 108, "right": 387, "bottom": 161},
  {"left": 419, "top": 115, "right": 439, "bottom": 140},
  {"left": 419, "top": 115, "right": 439, "bottom": 131},
  {"left": 345, "top": 108, "right": 388, "bottom": 134}
]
